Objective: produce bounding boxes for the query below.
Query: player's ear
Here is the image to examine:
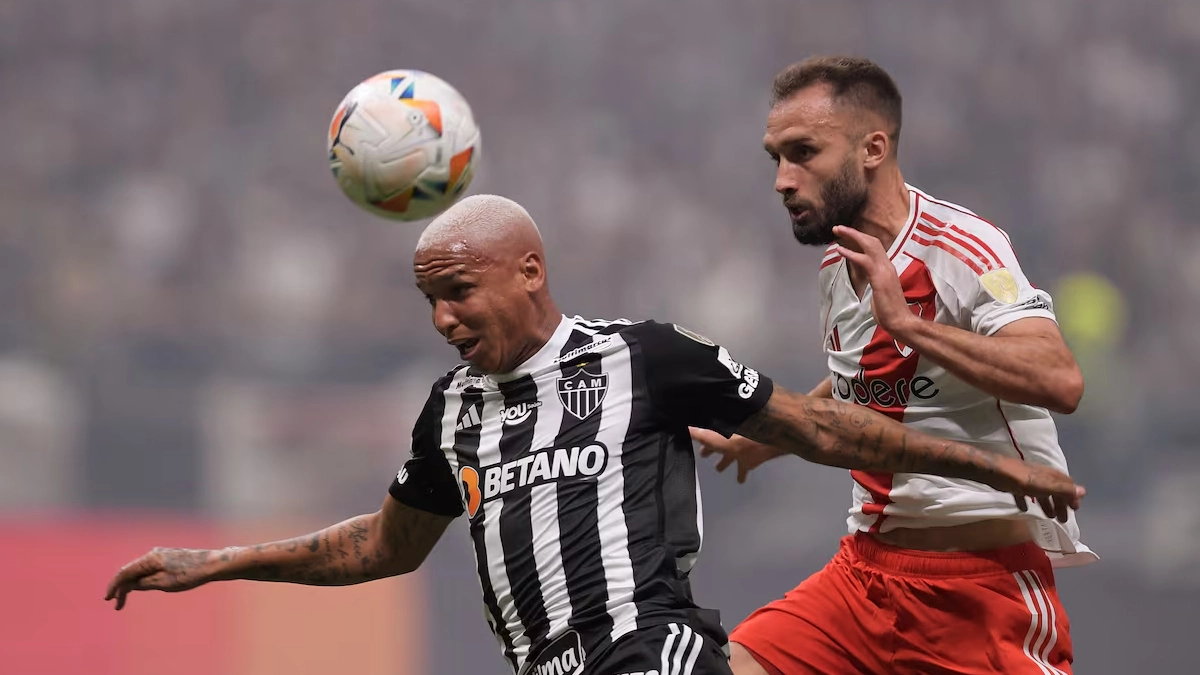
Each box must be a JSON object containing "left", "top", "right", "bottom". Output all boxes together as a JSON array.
[
  {"left": 521, "top": 252, "right": 546, "bottom": 291},
  {"left": 862, "top": 129, "right": 889, "bottom": 169}
]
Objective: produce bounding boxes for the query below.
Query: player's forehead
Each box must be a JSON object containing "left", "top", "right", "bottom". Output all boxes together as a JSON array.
[
  {"left": 764, "top": 84, "right": 849, "bottom": 148},
  {"left": 413, "top": 244, "right": 491, "bottom": 287}
]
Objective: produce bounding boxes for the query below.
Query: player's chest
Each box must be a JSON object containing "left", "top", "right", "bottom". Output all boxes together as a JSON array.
[
  {"left": 443, "top": 369, "right": 636, "bottom": 519},
  {"left": 822, "top": 261, "right": 943, "bottom": 371}
]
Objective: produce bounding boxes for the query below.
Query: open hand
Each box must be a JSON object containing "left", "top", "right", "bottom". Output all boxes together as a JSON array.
[
  {"left": 104, "top": 547, "right": 216, "bottom": 610},
  {"left": 833, "top": 225, "right": 917, "bottom": 335},
  {"left": 995, "top": 460, "right": 1085, "bottom": 523},
  {"left": 690, "top": 427, "right": 786, "bottom": 483}
]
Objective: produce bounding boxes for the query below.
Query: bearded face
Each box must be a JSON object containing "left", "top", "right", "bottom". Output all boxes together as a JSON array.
[{"left": 786, "top": 152, "right": 870, "bottom": 246}]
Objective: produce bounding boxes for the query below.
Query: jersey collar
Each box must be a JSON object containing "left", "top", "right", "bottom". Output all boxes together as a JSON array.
[{"left": 886, "top": 185, "right": 920, "bottom": 260}]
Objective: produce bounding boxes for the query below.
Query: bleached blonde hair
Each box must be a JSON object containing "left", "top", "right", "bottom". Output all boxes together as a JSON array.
[{"left": 416, "top": 194, "right": 542, "bottom": 253}]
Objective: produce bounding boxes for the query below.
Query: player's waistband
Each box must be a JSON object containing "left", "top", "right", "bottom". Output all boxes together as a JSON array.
[{"left": 845, "top": 532, "right": 1051, "bottom": 578}]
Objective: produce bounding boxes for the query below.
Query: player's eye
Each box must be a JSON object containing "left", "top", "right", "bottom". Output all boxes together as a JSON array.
[
  {"left": 788, "top": 145, "right": 816, "bottom": 162},
  {"left": 766, "top": 151, "right": 780, "bottom": 165}
]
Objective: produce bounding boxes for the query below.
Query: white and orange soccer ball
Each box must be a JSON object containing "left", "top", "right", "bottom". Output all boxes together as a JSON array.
[{"left": 327, "top": 70, "right": 481, "bottom": 221}]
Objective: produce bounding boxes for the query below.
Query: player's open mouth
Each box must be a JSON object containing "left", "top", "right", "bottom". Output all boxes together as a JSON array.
[
  {"left": 789, "top": 207, "right": 810, "bottom": 222},
  {"left": 456, "top": 338, "right": 481, "bottom": 360}
]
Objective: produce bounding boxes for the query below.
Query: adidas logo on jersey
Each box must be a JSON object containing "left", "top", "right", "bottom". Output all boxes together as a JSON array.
[
  {"left": 455, "top": 401, "right": 541, "bottom": 430},
  {"left": 456, "top": 404, "right": 483, "bottom": 431}
]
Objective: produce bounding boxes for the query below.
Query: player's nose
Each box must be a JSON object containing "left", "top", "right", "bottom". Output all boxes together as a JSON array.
[
  {"left": 774, "top": 163, "right": 800, "bottom": 195},
  {"left": 431, "top": 299, "right": 460, "bottom": 336}
]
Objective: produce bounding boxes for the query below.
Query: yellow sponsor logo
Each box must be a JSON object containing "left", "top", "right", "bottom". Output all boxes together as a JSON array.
[{"left": 980, "top": 268, "right": 1019, "bottom": 304}]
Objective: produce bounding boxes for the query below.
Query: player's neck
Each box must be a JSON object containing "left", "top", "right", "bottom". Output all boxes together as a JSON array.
[
  {"left": 508, "top": 300, "right": 564, "bottom": 371},
  {"left": 852, "top": 169, "right": 910, "bottom": 251}
]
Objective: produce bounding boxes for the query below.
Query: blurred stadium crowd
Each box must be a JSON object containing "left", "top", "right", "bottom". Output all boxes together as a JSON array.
[{"left": 1, "top": 0, "right": 1199, "bottom": 672}]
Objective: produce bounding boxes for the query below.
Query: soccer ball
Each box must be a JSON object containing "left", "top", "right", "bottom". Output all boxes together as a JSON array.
[{"left": 327, "top": 70, "right": 481, "bottom": 221}]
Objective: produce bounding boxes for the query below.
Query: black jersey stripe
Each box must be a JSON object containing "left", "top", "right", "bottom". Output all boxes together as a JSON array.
[
  {"left": 608, "top": 331, "right": 672, "bottom": 629},
  {"left": 554, "top": 328, "right": 612, "bottom": 645},
  {"left": 475, "top": 385, "right": 532, "bottom": 664},
  {"left": 589, "top": 332, "right": 639, "bottom": 649},
  {"left": 495, "top": 375, "right": 550, "bottom": 663},
  {"left": 451, "top": 380, "right": 520, "bottom": 673}
]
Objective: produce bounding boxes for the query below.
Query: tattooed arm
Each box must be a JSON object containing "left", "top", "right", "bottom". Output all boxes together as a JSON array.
[
  {"left": 105, "top": 495, "right": 452, "bottom": 610},
  {"left": 734, "top": 386, "right": 1085, "bottom": 520},
  {"left": 691, "top": 378, "right": 832, "bottom": 482}
]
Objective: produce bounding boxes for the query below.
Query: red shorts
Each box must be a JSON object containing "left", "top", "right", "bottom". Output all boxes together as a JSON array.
[{"left": 731, "top": 533, "right": 1073, "bottom": 675}]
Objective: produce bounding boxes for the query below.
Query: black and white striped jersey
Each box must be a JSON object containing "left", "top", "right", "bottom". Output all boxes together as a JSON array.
[{"left": 389, "top": 316, "right": 774, "bottom": 674}]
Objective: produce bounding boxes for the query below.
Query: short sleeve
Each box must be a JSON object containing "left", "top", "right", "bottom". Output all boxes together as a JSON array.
[
  {"left": 388, "top": 382, "right": 464, "bottom": 518},
  {"left": 629, "top": 321, "right": 774, "bottom": 437},
  {"left": 928, "top": 222, "right": 1058, "bottom": 336},
  {"left": 968, "top": 254, "right": 1056, "bottom": 337}
]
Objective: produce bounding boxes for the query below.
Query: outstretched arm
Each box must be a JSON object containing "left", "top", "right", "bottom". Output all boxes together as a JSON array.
[
  {"left": 692, "top": 377, "right": 829, "bottom": 481},
  {"left": 105, "top": 495, "right": 452, "bottom": 610},
  {"left": 734, "top": 386, "right": 1083, "bottom": 519}
]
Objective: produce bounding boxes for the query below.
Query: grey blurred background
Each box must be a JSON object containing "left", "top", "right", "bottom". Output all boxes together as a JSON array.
[{"left": 2, "top": 0, "right": 1199, "bottom": 673}]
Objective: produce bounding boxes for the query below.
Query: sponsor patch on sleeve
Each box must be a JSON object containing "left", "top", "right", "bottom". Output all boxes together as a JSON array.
[{"left": 979, "top": 268, "right": 1020, "bottom": 304}]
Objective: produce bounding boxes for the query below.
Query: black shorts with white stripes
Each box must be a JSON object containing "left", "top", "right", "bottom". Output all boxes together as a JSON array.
[{"left": 586, "top": 622, "right": 732, "bottom": 675}]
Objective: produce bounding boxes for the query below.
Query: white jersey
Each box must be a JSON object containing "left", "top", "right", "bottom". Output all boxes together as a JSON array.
[{"left": 819, "top": 184, "right": 1096, "bottom": 567}]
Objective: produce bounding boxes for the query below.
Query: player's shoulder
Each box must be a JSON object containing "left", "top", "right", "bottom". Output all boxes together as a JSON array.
[
  {"left": 614, "top": 320, "right": 740, "bottom": 368},
  {"left": 615, "top": 318, "right": 716, "bottom": 346},
  {"left": 566, "top": 315, "right": 639, "bottom": 337},
  {"left": 903, "top": 185, "right": 1019, "bottom": 277}
]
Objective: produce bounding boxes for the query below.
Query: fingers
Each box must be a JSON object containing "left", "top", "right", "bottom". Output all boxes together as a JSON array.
[
  {"left": 1046, "top": 496, "right": 1071, "bottom": 523},
  {"left": 832, "top": 225, "right": 866, "bottom": 248},
  {"left": 690, "top": 427, "right": 734, "bottom": 456},
  {"left": 689, "top": 428, "right": 761, "bottom": 484},
  {"left": 106, "top": 553, "right": 160, "bottom": 610},
  {"left": 1011, "top": 492, "right": 1029, "bottom": 512},
  {"left": 834, "top": 245, "right": 869, "bottom": 269},
  {"left": 106, "top": 558, "right": 148, "bottom": 599},
  {"left": 116, "top": 585, "right": 130, "bottom": 611},
  {"left": 1036, "top": 496, "right": 1055, "bottom": 521},
  {"left": 1056, "top": 497, "right": 1071, "bottom": 523},
  {"left": 1022, "top": 467, "right": 1084, "bottom": 521},
  {"left": 104, "top": 574, "right": 121, "bottom": 602},
  {"left": 1052, "top": 485, "right": 1086, "bottom": 522},
  {"left": 715, "top": 455, "right": 735, "bottom": 473},
  {"left": 832, "top": 226, "right": 887, "bottom": 260}
]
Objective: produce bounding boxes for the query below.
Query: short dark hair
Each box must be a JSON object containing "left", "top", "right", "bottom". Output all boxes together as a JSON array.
[{"left": 771, "top": 56, "right": 903, "bottom": 149}]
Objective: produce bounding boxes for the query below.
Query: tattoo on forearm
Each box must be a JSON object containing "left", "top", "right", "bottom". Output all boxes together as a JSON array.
[
  {"left": 738, "top": 391, "right": 1009, "bottom": 487},
  {"left": 232, "top": 515, "right": 382, "bottom": 586},
  {"left": 224, "top": 504, "right": 450, "bottom": 587}
]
